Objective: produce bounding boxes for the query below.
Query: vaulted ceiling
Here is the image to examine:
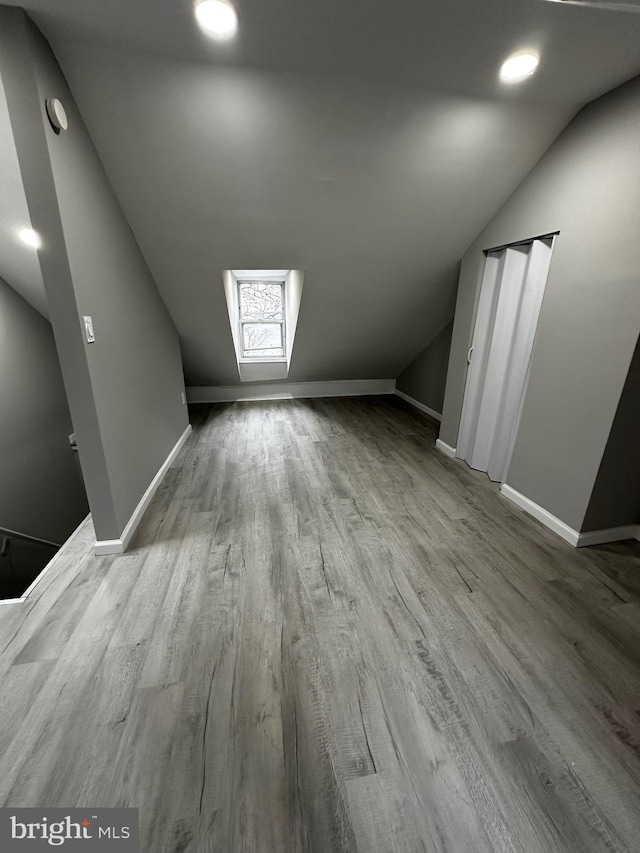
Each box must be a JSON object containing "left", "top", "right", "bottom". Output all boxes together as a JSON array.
[
  {"left": 0, "top": 71, "right": 47, "bottom": 317},
  {"left": 3, "top": 0, "right": 640, "bottom": 382}
]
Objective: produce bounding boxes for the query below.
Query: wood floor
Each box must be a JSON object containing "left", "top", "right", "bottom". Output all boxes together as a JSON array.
[{"left": 1, "top": 396, "right": 640, "bottom": 853}]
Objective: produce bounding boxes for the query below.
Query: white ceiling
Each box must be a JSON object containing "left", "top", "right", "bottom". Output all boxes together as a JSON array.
[{"left": 2, "top": 0, "right": 640, "bottom": 380}]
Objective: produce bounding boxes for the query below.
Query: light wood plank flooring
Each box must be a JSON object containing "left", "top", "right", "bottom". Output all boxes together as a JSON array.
[{"left": 1, "top": 396, "right": 640, "bottom": 852}]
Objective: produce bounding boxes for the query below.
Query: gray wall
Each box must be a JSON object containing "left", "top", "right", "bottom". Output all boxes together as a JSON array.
[
  {"left": 0, "top": 8, "right": 189, "bottom": 542},
  {"left": 396, "top": 322, "right": 453, "bottom": 416},
  {"left": 582, "top": 333, "right": 640, "bottom": 532},
  {"left": 0, "top": 276, "right": 88, "bottom": 543},
  {"left": 440, "top": 74, "right": 640, "bottom": 532}
]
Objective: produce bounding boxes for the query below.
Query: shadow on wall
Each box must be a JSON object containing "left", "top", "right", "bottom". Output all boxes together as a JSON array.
[
  {"left": 582, "top": 330, "right": 640, "bottom": 533},
  {"left": 0, "top": 277, "right": 88, "bottom": 599},
  {"left": 396, "top": 322, "right": 454, "bottom": 417}
]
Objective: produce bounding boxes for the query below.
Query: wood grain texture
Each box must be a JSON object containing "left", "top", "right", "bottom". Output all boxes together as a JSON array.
[{"left": 1, "top": 395, "right": 639, "bottom": 852}]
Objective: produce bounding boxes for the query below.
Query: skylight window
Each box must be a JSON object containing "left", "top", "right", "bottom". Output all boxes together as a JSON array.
[
  {"left": 223, "top": 269, "right": 303, "bottom": 381},
  {"left": 238, "top": 280, "right": 285, "bottom": 359}
]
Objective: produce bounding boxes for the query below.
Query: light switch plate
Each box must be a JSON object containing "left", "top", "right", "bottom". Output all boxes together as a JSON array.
[{"left": 83, "top": 315, "right": 95, "bottom": 343}]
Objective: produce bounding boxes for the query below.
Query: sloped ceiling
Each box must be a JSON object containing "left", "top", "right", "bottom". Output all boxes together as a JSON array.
[
  {"left": 0, "top": 71, "right": 47, "bottom": 317},
  {"left": 4, "top": 0, "right": 640, "bottom": 382}
]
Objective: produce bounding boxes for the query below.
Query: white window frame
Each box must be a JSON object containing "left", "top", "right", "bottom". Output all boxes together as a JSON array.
[{"left": 237, "top": 279, "right": 286, "bottom": 361}]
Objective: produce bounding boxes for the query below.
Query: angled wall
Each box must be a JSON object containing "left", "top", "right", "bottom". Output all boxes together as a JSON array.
[
  {"left": 396, "top": 322, "right": 453, "bottom": 416},
  {"left": 0, "top": 8, "right": 188, "bottom": 544},
  {"left": 441, "top": 74, "right": 640, "bottom": 533},
  {"left": 582, "top": 333, "right": 640, "bottom": 533}
]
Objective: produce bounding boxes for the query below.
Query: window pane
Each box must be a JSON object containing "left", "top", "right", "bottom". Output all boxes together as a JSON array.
[
  {"left": 239, "top": 281, "right": 284, "bottom": 321},
  {"left": 242, "top": 323, "right": 284, "bottom": 357}
]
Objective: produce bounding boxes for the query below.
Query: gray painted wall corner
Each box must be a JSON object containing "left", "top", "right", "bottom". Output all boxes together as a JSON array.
[
  {"left": 582, "top": 332, "right": 640, "bottom": 532},
  {"left": 396, "top": 322, "right": 453, "bottom": 416}
]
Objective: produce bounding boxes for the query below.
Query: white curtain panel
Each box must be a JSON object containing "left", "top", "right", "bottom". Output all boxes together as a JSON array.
[{"left": 457, "top": 237, "right": 553, "bottom": 483}]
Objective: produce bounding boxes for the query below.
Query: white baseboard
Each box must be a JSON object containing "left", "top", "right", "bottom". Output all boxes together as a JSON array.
[
  {"left": 435, "top": 439, "right": 457, "bottom": 458},
  {"left": 500, "top": 483, "right": 580, "bottom": 546},
  {"left": 394, "top": 389, "right": 442, "bottom": 422},
  {"left": 94, "top": 424, "right": 192, "bottom": 556},
  {"left": 186, "top": 379, "right": 395, "bottom": 403},
  {"left": 0, "top": 513, "right": 92, "bottom": 606},
  {"left": 501, "top": 483, "right": 640, "bottom": 548},
  {"left": 576, "top": 524, "right": 640, "bottom": 547}
]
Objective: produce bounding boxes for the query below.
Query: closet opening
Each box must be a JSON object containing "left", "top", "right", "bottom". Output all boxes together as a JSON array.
[{"left": 456, "top": 233, "right": 558, "bottom": 483}]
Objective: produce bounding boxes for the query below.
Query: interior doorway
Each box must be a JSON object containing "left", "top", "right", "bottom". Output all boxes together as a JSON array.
[{"left": 456, "top": 234, "right": 556, "bottom": 483}]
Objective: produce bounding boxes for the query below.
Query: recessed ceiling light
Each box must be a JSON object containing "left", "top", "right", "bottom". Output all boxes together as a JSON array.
[
  {"left": 499, "top": 52, "right": 540, "bottom": 84},
  {"left": 18, "top": 228, "right": 42, "bottom": 249},
  {"left": 194, "top": 0, "right": 238, "bottom": 40}
]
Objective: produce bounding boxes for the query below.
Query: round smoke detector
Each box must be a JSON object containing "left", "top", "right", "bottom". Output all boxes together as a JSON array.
[{"left": 45, "top": 98, "right": 68, "bottom": 132}]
